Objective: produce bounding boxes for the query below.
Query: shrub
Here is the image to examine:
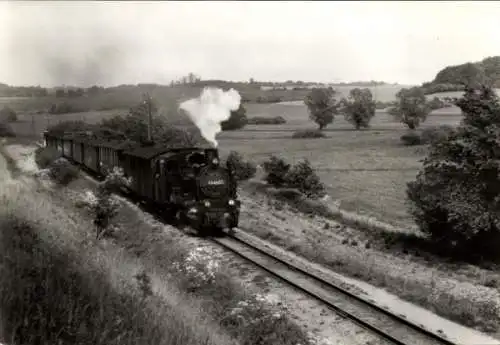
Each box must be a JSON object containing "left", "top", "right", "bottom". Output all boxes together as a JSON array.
[
  {"left": 0, "top": 106, "right": 17, "bottom": 122},
  {"left": 420, "top": 125, "right": 455, "bottom": 145},
  {"left": 291, "top": 129, "right": 326, "bottom": 139},
  {"left": 284, "top": 159, "right": 325, "bottom": 199},
  {"left": 400, "top": 131, "right": 422, "bottom": 146},
  {"left": 34, "top": 147, "right": 79, "bottom": 185},
  {"left": 247, "top": 116, "right": 286, "bottom": 125},
  {"left": 48, "top": 101, "right": 90, "bottom": 114},
  {"left": 226, "top": 151, "right": 257, "bottom": 181},
  {"left": 34, "top": 146, "right": 61, "bottom": 169},
  {"left": 48, "top": 158, "right": 79, "bottom": 186},
  {"left": 0, "top": 123, "right": 15, "bottom": 137},
  {"left": 262, "top": 155, "right": 291, "bottom": 187},
  {"left": 263, "top": 156, "right": 325, "bottom": 199},
  {"left": 407, "top": 85, "right": 500, "bottom": 261},
  {"left": 47, "top": 120, "right": 92, "bottom": 136},
  {"left": 84, "top": 167, "right": 132, "bottom": 239}
]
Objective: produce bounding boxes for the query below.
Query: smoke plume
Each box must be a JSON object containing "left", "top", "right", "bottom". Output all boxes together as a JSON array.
[{"left": 179, "top": 87, "right": 241, "bottom": 147}]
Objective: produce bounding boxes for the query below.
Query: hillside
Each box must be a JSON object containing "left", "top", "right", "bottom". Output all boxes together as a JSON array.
[{"left": 422, "top": 56, "right": 500, "bottom": 94}]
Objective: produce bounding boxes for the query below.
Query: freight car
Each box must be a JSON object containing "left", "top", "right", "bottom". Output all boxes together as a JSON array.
[{"left": 43, "top": 131, "right": 241, "bottom": 235}]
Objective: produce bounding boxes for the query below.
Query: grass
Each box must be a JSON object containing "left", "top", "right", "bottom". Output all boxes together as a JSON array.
[
  {"left": 0, "top": 169, "right": 236, "bottom": 345},
  {"left": 66, "top": 178, "right": 310, "bottom": 345},
  {"left": 218, "top": 117, "right": 462, "bottom": 228},
  {"left": 1, "top": 143, "right": 312, "bottom": 345},
  {"left": 236, "top": 186, "right": 500, "bottom": 337}
]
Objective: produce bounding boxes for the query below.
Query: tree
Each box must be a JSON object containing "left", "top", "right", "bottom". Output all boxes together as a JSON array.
[
  {"left": 226, "top": 151, "right": 256, "bottom": 181},
  {"left": 304, "top": 87, "right": 339, "bottom": 130},
  {"left": 341, "top": 88, "right": 376, "bottom": 130},
  {"left": 0, "top": 106, "right": 17, "bottom": 122},
  {"left": 389, "top": 87, "right": 430, "bottom": 130},
  {"left": 55, "top": 89, "right": 66, "bottom": 98},
  {"left": 406, "top": 85, "right": 500, "bottom": 260},
  {"left": 221, "top": 104, "right": 248, "bottom": 131}
]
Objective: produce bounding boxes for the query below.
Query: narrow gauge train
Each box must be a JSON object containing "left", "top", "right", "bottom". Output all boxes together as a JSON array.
[{"left": 43, "top": 131, "right": 241, "bottom": 235}]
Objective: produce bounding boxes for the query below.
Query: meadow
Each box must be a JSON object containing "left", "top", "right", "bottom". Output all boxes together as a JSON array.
[{"left": 218, "top": 103, "right": 464, "bottom": 228}]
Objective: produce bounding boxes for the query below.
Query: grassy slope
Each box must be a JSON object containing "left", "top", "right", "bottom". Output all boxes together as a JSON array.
[{"left": 0, "top": 154, "right": 236, "bottom": 345}]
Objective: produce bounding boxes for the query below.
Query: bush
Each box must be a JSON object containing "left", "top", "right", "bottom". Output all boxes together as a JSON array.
[
  {"left": 47, "top": 120, "right": 92, "bottom": 136},
  {"left": 420, "top": 125, "right": 455, "bottom": 144},
  {"left": 34, "top": 147, "right": 79, "bottom": 185},
  {"left": 226, "top": 151, "right": 256, "bottom": 181},
  {"left": 407, "top": 86, "right": 500, "bottom": 261},
  {"left": 0, "top": 123, "right": 15, "bottom": 137},
  {"left": 48, "top": 158, "right": 79, "bottom": 186},
  {"left": 0, "top": 106, "right": 17, "bottom": 122},
  {"left": 84, "top": 167, "right": 131, "bottom": 239},
  {"left": 34, "top": 146, "right": 61, "bottom": 169},
  {"left": 48, "top": 101, "right": 89, "bottom": 114},
  {"left": 247, "top": 116, "right": 286, "bottom": 125},
  {"left": 262, "top": 155, "right": 291, "bottom": 187},
  {"left": 292, "top": 129, "right": 326, "bottom": 139},
  {"left": 284, "top": 159, "right": 325, "bottom": 199},
  {"left": 400, "top": 131, "right": 422, "bottom": 146},
  {"left": 262, "top": 156, "right": 325, "bottom": 199}
]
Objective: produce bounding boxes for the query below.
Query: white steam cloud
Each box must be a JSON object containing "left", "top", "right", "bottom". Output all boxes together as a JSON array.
[{"left": 179, "top": 87, "right": 241, "bottom": 147}]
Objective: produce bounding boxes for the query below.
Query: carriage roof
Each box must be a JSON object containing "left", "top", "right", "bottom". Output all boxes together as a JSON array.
[{"left": 122, "top": 144, "right": 216, "bottom": 160}]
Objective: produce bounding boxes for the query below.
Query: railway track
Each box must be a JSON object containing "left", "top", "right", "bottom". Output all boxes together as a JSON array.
[
  {"left": 74, "top": 160, "right": 464, "bottom": 345},
  {"left": 212, "top": 229, "right": 457, "bottom": 345}
]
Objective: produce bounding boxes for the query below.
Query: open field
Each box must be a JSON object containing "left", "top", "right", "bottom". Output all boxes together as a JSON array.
[{"left": 218, "top": 103, "right": 464, "bottom": 228}]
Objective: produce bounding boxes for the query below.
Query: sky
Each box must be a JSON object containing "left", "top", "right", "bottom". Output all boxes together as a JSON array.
[{"left": 1, "top": 1, "right": 500, "bottom": 87}]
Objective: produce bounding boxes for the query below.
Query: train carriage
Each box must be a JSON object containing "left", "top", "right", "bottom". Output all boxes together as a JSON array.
[
  {"left": 72, "top": 138, "right": 85, "bottom": 164},
  {"left": 97, "top": 140, "right": 131, "bottom": 175},
  {"left": 42, "top": 130, "right": 241, "bottom": 234},
  {"left": 62, "top": 136, "right": 73, "bottom": 159},
  {"left": 120, "top": 145, "right": 165, "bottom": 200},
  {"left": 82, "top": 141, "right": 100, "bottom": 174}
]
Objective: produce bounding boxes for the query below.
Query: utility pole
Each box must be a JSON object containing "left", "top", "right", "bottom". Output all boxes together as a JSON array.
[{"left": 144, "top": 93, "right": 153, "bottom": 143}]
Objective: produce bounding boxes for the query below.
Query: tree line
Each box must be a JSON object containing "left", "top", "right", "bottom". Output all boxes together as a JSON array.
[{"left": 301, "top": 86, "right": 454, "bottom": 131}]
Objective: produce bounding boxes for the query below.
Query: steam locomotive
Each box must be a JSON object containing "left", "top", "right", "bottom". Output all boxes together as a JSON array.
[{"left": 43, "top": 131, "right": 241, "bottom": 235}]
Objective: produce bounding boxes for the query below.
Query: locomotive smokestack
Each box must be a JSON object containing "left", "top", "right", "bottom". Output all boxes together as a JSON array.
[{"left": 179, "top": 87, "right": 241, "bottom": 147}]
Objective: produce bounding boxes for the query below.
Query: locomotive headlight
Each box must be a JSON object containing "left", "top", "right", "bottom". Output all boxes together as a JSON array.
[
  {"left": 212, "top": 158, "right": 219, "bottom": 165},
  {"left": 204, "top": 200, "right": 211, "bottom": 207},
  {"left": 228, "top": 199, "right": 235, "bottom": 206}
]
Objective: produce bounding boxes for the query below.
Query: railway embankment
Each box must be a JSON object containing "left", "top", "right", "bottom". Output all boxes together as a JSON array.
[
  {"left": 237, "top": 179, "right": 500, "bottom": 339},
  {"left": 0, "top": 144, "right": 238, "bottom": 345}
]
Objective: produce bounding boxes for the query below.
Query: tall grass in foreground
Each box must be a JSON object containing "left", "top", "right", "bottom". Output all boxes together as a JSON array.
[{"left": 0, "top": 181, "right": 236, "bottom": 345}]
